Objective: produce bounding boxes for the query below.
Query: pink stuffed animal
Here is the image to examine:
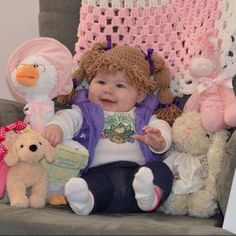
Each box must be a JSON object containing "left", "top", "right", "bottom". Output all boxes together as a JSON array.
[
  {"left": 184, "top": 35, "right": 236, "bottom": 133},
  {"left": 0, "top": 120, "right": 27, "bottom": 199}
]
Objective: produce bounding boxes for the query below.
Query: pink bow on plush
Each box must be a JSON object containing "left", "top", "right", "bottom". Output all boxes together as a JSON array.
[
  {"left": 24, "top": 101, "right": 53, "bottom": 114},
  {"left": 196, "top": 73, "right": 233, "bottom": 94},
  {"left": 23, "top": 101, "right": 54, "bottom": 134}
]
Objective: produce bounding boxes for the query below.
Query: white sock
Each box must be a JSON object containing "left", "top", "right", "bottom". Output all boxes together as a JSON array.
[
  {"left": 64, "top": 178, "right": 94, "bottom": 215},
  {"left": 132, "top": 167, "right": 160, "bottom": 211}
]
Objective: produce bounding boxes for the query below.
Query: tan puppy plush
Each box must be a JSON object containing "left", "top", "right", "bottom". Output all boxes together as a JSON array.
[{"left": 5, "top": 129, "right": 54, "bottom": 208}]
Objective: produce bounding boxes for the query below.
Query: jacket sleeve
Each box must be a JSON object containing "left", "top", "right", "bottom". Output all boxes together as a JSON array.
[
  {"left": 47, "top": 105, "right": 83, "bottom": 140},
  {"left": 148, "top": 115, "right": 172, "bottom": 154}
]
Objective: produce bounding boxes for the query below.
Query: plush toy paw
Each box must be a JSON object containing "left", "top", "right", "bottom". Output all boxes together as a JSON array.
[
  {"left": 10, "top": 196, "right": 29, "bottom": 208},
  {"left": 224, "top": 103, "right": 236, "bottom": 127},
  {"left": 48, "top": 195, "right": 67, "bottom": 206},
  {"left": 187, "top": 190, "right": 218, "bottom": 218},
  {"left": 160, "top": 194, "right": 188, "bottom": 215},
  {"left": 30, "top": 194, "right": 46, "bottom": 208}
]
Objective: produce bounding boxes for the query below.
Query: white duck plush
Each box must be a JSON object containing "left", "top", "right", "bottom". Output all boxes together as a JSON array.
[
  {"left": 7, "top": 37, "right": 89, "bottom": 205},
  {"left": 12, "top": 55, "right": 57, "bottom": 134},
  {"left": 7, "top": 37, "right": 73, "bottom": 134}
]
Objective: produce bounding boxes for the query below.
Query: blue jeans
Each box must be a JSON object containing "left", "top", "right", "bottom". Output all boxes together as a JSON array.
[{"left": 81, "top": 161, "right": 173, "bottom": 213}]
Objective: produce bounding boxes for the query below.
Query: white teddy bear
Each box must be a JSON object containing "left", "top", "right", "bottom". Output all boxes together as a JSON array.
[{"left": 159, "top": 112, "right": 228, "bottom": 218}]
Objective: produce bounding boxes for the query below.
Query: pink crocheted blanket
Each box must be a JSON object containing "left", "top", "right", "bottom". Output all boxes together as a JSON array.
[{"left": 73, "top": 0, "right": 221, "bottom": 75}]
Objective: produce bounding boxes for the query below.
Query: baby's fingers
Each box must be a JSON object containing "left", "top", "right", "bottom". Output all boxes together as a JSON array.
[
  {"left": 145, "top": 132, "right": 159, "bottom": 141},
  {"left": 44, "top": 131, "right": 58, "bottom": 147},
  {"left": 143, "top": 126, "right": 161, "bottom": 135},
  {"left": 133, "top": 134, "right": 146, "bottom": 144},
  {"left": 50, "top": 135, "right": 61, "bottom": 147}
]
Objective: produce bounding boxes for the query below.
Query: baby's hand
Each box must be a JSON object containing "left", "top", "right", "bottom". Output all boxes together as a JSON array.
[
  {"left": 43, "top": 124, "right": 63, "bottom": 147},
  {"left": 133, "top": 126, "right": 166, "bottom": 152}
]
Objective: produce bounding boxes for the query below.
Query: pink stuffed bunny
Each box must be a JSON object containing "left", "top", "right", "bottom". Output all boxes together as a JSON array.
[{"left": 184, "top": 35, "right": 236, "bottom": 133}]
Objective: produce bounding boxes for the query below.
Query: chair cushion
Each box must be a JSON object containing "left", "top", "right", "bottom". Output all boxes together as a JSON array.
[{"left": 0, "top": 202, "right": 231, "bottom": 235}]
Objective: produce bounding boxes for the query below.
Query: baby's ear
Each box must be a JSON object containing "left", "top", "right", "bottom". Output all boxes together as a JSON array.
[{"left": 137, "top": 90, "right": 147, "bottom": 103}]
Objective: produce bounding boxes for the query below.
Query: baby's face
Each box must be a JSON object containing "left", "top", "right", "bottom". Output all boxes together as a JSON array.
[{"left": 88, "top": 71, "right": 146, "bottom": 112}]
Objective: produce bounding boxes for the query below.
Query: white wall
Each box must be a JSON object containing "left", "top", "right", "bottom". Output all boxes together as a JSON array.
[{"left": 0, "top": 0, "right": 39, "bottom": 101}]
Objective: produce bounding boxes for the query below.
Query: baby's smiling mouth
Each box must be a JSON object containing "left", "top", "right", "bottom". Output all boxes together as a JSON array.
[{"left": 100, "top": 98, "right": 116, "bottom": 104}]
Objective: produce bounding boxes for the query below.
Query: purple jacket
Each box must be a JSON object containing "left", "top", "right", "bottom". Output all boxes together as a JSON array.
[{"left": 72, "top": 89, "right": 163, "bottom": 172}]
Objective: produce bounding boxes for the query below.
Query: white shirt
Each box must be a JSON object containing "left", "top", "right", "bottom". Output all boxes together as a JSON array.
[{"left": 48, "top": 105, "right": 172, "bottom": 168}]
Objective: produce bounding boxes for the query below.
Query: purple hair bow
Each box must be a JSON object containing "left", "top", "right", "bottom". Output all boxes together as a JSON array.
[
  {"left": 105, "top": 35, "right": 112, "bottom": 50},
  {"left": 145, "top": 48, "right": 155, "bottom": 76}
]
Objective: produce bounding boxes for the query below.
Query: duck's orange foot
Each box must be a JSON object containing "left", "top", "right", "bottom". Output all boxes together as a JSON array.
[{"left": 48, "top": 195, "right": 67, "bottom": 206}]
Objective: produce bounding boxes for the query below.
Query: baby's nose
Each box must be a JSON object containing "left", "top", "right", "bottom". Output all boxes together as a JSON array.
[{"left": 104, "top": 86, "right": 113, "bottom": 94}]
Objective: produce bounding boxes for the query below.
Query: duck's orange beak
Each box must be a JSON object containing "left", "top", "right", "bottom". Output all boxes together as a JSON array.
[{"left": 16, "top": 65, "right": 39, "bottom": 87}]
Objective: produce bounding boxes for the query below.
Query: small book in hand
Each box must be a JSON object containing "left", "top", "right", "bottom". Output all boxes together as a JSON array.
[{"left": 41, "top": 144, "right": 89, "bottom": 185}]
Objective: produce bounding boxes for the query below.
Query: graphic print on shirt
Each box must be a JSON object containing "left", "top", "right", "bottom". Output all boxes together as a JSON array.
[{"left": 101, "top": 113, "right": 135, "bottom": 144}]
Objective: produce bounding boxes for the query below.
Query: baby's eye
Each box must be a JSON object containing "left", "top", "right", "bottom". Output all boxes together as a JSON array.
[
  {"left": 97, "top": 80, "right": 105, "bottom": 85},
  {"left": 116, "top": 84, "right": 125, "bottom": 88},
  {"left": 198, "top": 50, "right": 202, "bottom": 55}
]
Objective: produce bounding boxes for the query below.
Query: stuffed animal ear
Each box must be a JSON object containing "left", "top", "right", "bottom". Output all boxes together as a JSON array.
[
  {"left": 209, "top": 36, "right": 222, "bottom": 51},
  {"left": 41, "top": 138, "right": 55, "bottom": 163},
  {"left": 20, "top": 127, "right": 36, "bottom": 134},
  {"left": 4, "top": 142, "right": 19, "bottom": 167}
]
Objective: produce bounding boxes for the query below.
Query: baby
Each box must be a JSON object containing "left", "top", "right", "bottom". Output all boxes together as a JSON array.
[{"left": 44, "top": 41, "right": 173, "bottom": 215}]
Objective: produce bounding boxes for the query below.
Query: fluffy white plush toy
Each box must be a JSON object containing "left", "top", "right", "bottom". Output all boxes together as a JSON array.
[
  {"left": 159, "top": 112, "right": 228, "bottom": 218},
  {"left": 6, "top": 37, "right": 88, "bottom": 205},
  {"left": 7, "top": 37, "right": 73, "bottom": 134}
]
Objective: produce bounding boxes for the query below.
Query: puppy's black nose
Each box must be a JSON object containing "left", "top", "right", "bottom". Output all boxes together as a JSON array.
[{"left": 29, "top": 144, "right": 38, "bottom": 152}]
